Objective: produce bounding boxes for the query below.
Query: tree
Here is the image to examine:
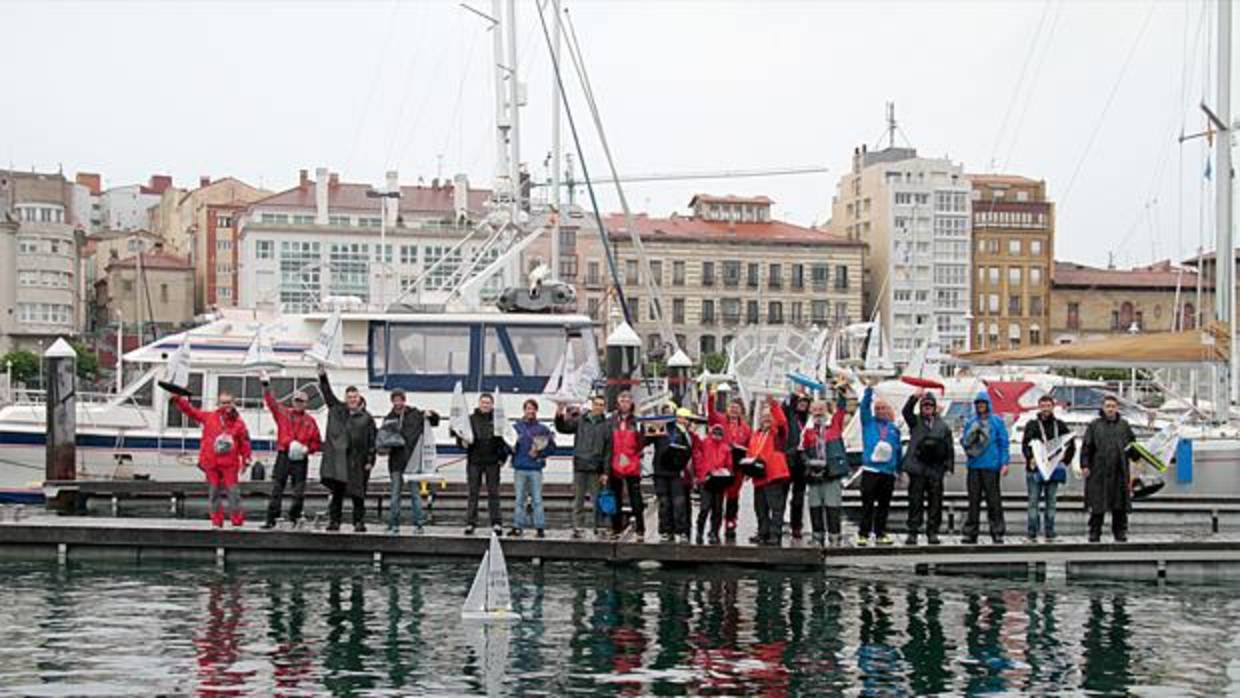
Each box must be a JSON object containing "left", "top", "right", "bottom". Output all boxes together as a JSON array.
[
  {"left": 700, "top": 352, "right": 728, "bottom": 374},
  {"left": 70, "top": 341, "right": 100, "bottom": 382},
  {"left": 0, "top": 350, "right": 39, "bottom": 385}
]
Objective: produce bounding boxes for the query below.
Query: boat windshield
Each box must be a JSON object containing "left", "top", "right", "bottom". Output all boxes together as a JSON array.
[{"left": 370, "top": 318, "right": 597, "bottom": 393}]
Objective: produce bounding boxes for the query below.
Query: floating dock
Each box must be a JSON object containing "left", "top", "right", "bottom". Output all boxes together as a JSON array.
[{"left": 3, "top": 515, "right": 1240, "bottom": 582}]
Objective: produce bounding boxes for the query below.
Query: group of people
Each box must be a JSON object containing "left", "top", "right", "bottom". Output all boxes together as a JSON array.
[{"left": 170, "top": 370, "right": 1142, "bottom": 546}]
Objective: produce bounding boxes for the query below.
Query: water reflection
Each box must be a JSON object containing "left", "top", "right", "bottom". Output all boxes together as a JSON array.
[{"left": 3, "top": 561, "right": 1240, "bottom": 696}]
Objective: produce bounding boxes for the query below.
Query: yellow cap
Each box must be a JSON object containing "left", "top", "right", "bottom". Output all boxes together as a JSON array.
[{"left": 676, "top": 407, "right": 694, "bottom": 419}]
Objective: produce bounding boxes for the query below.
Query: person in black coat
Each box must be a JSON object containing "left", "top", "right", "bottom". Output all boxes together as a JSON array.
[
  {"left": 653, "top": 408, "right": 695, "bottom": 542},
  {"left": 782, "top": 390, "right": 813, "bottom": 541},
  {"left": 317, "top": 368, "right": 377, "bottom": 532},
  {"left": 901, "top": 390, "right": 955, "bottom": 545},
  {"left": 453, "top": 393, "right": 509, "bottom": 535},
  {"left": 382, "top": 389, "right": 440, "bottom": 533},
  {"left": 1080, "top": 395, "right": 1136, "bottom": 542}
]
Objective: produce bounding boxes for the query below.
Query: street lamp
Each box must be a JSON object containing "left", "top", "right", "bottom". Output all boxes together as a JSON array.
[
  {"left": 366, "top": 188, "right": 402, "bottom": 309},
  {"left": 114, "top": 308, "right": 124, "bottom": 394}
]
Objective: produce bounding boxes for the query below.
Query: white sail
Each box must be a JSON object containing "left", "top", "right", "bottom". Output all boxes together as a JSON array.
[
  {"left": 462, "top": 549, "right": 490, "bottom": 615},
  {"left": 863, "top": 322, "right": 894, "bottom": 373},
  {"left": 1031, "top": 434, "right": 1071, "bottom": 482},
  {"left": 157, "top": 334, "right": 193, "bottom": 396},
  {"left": 541, "top": 352, "right": 566, "bottom": 399},
  {"left": 404, "top": 415, "right": 441, "bottom": 482},
  {"left": 492, "top": 389, "right": 518, "bottom": 448},
  {"left": 303, "top": 307, "right": 344, "bottom": 367},
  {"left": 572, "top": 345, "right": 601, "bottom": 401},
  {"left": 241, "top": 325, "right": 284, "bottom": 372},
  {"left": 451, "top": 381, "right": 474, "bottom": 446}
]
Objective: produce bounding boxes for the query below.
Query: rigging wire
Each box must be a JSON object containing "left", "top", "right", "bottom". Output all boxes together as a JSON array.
[
  {"left": 345, "top": 0, "right": 403, "bottom": 175},
  {"left": 1000, "top": 0, "right": 1063, "bottom": 171},
  {"left": 989, "top": 0, "right": 1053, "bottom": 170},
  {"left": 381, "top": 3, "right": 435, "bottom": 171}
]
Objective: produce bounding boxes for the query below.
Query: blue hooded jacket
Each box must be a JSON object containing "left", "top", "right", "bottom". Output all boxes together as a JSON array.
[
  {"left": 860, "top": 386, "right": 902, "bottom": 475},
  {"left": 961, "top": 390, "right": 1010, "bottom": 471},
  {"left": 512, "top": 419, "right": 556, "bottom": 471}
]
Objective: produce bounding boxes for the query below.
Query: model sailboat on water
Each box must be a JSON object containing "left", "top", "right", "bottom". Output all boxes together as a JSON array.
[{"left": 461, "top": 532, "right": 521, "bottom": 621}]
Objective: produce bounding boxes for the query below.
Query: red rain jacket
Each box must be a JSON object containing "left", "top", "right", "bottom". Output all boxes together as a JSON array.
[
  {"left": 263, "top": 389, "right": 322, "bottom": 457},
  {"left": 748, "top": 400, "right": 789, "bottom": 487},
  {"left": 173, "top": 396, "right": 252, "bottom": 471},
  {"left": 608, "top": 413, "right": 646, "bottom": 478}
]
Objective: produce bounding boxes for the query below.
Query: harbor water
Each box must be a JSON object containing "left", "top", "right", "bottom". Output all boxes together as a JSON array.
[{"left": 3, "top": 559, "right": 1240, "bottom": 696}]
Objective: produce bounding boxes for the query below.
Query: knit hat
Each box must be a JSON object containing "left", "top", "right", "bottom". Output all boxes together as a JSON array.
[{"left": 920, "top": 392, "right": 937, "bottom": 406}]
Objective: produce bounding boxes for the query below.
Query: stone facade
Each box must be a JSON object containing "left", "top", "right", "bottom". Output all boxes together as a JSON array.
[{"left": 1049, "top": 261, "right": 1211, "bottom": 344}]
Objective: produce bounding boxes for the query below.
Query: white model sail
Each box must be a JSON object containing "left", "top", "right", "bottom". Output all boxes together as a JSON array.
[
  {"left": 492, "top": 389, "right": 518, "bottom": 449},
  {"left": 404, "top": 416, "right": 441, "bottom": 482},
  {"left": 451, "top": 381, "right": 474, "bottom": 446},
  {"left": 541, "top": 352, "right": 566, "bottom": 400},
  {"left": 862, "top": 322, "right": 895, "bottom": 375},
  {"left": 241, "top": 325, "right": 284, "bottom": 372},
  {"left": 157, "top": 334, "right": 193, "bottom": 396},
  {"left": 303, "top": 307, "right": 344, "bottom": 367},
  {"left": 1031, "top": 433, "right": 1071, "bottom": 482},
  {"left": 461, "top": 533, "right": 520, "bottom": 620}
]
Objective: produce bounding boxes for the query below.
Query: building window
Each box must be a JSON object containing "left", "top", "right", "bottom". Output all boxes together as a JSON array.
[
  {"left": 988, "top": 294, "right": 999, "bottom": 313},
  {"left": 699, "top": 335, "right": 716, "bottom": 356},
  {"left": 811, "top": 264, "right": 829, "bottom": 292},
  {"left": 1183, "top": 303, "right": 1197, "bottom": 330},
  {"left": 1031, "top": 239, "right": 1043, "bottom": 256},
  {"left": 790, "top": 301, "right": 803, "bottom": 325},
  {"left": 624, "top": 260, "right": 639, "bottom": 285},
  {"left": 988, "top": 267, "right": 1000, "bottom": 285},
  {"left": 293, "top": 214, "right": 315, "bottom": 225},
  {"left": 811, "top": 300, "right": 829, "bottom": 323},
  {"left": 672, "top": 261, "right": 685, "bottom": 286},
  {"left": 721, "top": 298, "right": 740, "bottom": 324},
  {"left": 629, "top": 298, "right": 640, "bottom": 323},
  {"left": 746, "top": 300, "right": 760, "bottom": 324},
  {"left": 1119, "top": 301, "right": 1134, "bottom": 330},
  {"left": 279, "top": 241, "right": 321, "bottom": 312},
  {"left": 1009, "top": 295, "right": 1022, "bottom": 315},
  {"left": 834, "top": 265, "right": 849, "bottom": 290},
  {"left": 328, "top": 215, "right": 350, "bottom": 227},
  {"left": 648, "top": 298, "right": 661, "bottom": 322},
  {"left": 424, "top": 245, "right": 463, "bottom": 291},
  {"left": 558, "top": 228, "right": 577, "bottom": 253},
  {"left": 988, "top": 322, "right": 1000, "bottom": 345},
  {"left": 17, "top": 302, "right": 72, "bottom": 325},
  {"left": 559, "top": 255, "right": 578, "bottom": 281},
  {"left": 1030, "top": 324, "right": 1042, "bottom": 345},
  {"left": 374, "top": 244, "right": 393, "bottom": 264},
  {"left": 217, "top": 214, "right": 233, "bottom": 228},
  {"left": 1029, "top": 266, "right": 1043, "bottom": 286},
  {"left": 1008, "top": 239, "right": 1022, "bottom": 256},
  {"left": 649, "top": 260, "right": 663, "bottom": 286},
  {"left": 260, "top": 213, "right": 290, "bottom": 224},
  {"left": 673, "top": 298, "right": 685, "bottom": 324},
  {"left": 399, "top": 245, "right": 417, "bottom": 265},
  {"left": 701, "top": 299, "right": 716, "bottom": 324},
  {"left": 326, "top": 243, "right": 370, "bottom": 301},
  {"left": 1008, "top": 267, "right": 1022, "bottom": 286},
  {"left": 747, "top": 263, "right": 760, "bottom": 288},
  {"left": 256, "top": 240, "right": 274, "bottom": 260},
  {"left": 160, "top": 284, "right": 169, "bottom": 303},
  {"left": 586, "top": 261, "right": 601, "bottom": 288},
  {"left": 1008, "top": 323, "right": 1022, "bottom": 348},
  {"left": 1110, "top": 310, "right": 1120, "bottom": 331},
  {"left": 701, "top": 261, "right": 715, "bottom": 287},
  {"left": 768, "top": 264, "right": 782, "bottom": 289},
  {"left": 768, "top": 301, "right": 784, "bottom": 324},
  {"left": 217, "top": 287, "right": 232, "bottom": 300},
  {"left": 587, "top": 297, "right": 600, "bottom": 320},
  {"left": 722, "top": 261, "right": 740, "bottom": 287},
  {"left": 791, "top": 264, "right": 804, "bottom": 290}
]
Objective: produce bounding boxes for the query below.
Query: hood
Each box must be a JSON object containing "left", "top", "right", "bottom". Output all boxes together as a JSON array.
[{"left": 973, "top": 390, "right": 994, "bottom": 417}]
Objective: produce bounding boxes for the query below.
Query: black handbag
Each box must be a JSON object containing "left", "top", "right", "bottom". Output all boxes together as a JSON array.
[
  {"left": 825, "top": 440, "right": 851, "bottom": 480},
  {"left": 739, "top": 457, "right": 766, "bottom": 479}
]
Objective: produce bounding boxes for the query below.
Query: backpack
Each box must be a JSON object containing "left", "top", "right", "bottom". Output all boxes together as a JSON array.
[
  {"left": 376, "top": 416, "right": 407, "bottom": 451},
  {"left": 963, "top": 421, "right": 990, "bottom": 459},
  {"left": 596, "top": 487, "right": 617, "bottom": 516}
]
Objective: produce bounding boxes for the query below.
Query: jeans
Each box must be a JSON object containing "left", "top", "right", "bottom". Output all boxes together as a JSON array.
[
  {"left": 266, "top": 452, "right": 308, "bottom": 525},
  {"left": 654, "top": 476, "right": 690, "bottom": 536},
  {"left": 907, "top": 473, "right": 945, "bottom": 536},
  {"left": 388, "top": 470, "right": 426, "bottom": 530},
  {"left": 859, "top": 470, "right": 895, "bottom": 537},
  {"left": 571, "top": 470, "right": 603, "bottom": 530},
  {"left": 466, "top": 462, "right": 502, "bottom": 528},
  {"left": 1026, "top": 472, "right": 1059, "bottom": 537},
  {"left": 326, "top": 480, "right": 365, "bottom": 526},
  {"left": 513, "top": 469, "right": 545, "bottom": 530},
  {"left": 609, "top": 475, "right": 645, "bottom": 534},
  {"left": 963, "top": 469, "right": 1006, "bottom": 541}
]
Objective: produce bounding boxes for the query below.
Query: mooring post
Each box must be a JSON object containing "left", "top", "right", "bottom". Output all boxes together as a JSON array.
[
  {"left": 1213, "top": 508, "right": 1220, "bottom": 534},
  {"left": 44, "top": 339, "right": 77, "bottom": 513},
  {"left": 604, "top": 320, "right": 641, "bottom": 411},
  {"left": 666, "top": 348, "right": 693, "bottom": 408}
]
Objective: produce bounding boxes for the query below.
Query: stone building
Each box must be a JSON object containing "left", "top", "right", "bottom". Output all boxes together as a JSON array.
[{"left": 1049, "top": 260, "right": 1211, "bottom": 344}]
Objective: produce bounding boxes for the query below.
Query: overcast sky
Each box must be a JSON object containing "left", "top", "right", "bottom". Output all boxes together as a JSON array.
[{"left": 0, "top": 0, "right": 1230, "bottom": 268}]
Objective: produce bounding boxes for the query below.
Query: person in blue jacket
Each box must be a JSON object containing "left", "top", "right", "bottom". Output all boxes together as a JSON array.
[
  {"left": 960, "top": 389, "right": 1010, "bottom": 544},
  {"left": 510, "top": 398, "right": 555, "bottom": 538},
  {"left": 856, "top": 381, "right": 902, "bottom": 546}
]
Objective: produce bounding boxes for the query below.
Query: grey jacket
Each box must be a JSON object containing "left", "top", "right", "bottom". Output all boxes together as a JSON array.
[
  {"left": 555, "top": 409, "right": 612, "bottom": 473},
  {"left": 901, "top": 395, "right": 956, "bottom": 477},
  {"left": 319, "top": 374, "right": 377, "bottom": 498}
]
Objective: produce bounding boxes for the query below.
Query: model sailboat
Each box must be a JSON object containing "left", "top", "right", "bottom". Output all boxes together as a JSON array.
[
  {"left": 451, "top": 380, "right": 474, "bottom": 446},
  {"left": 491, "top": 388, "right": 518, "bottom": 449},
  {"left": 303, "top": 307, "right": 344, "bottom": 367},
  {"left": 461, "top": 532, "right": 521, "bottom": 620},
  {"left": 156, "top": 334, "right": 193, "bottom": 397},
  {"left": 901, "top": 327, "right": 945, "bottom": 392},
  {"left": 858, "top": 321, "right": 896, "bottom": 381},
  {"left": 241, "top": 324, "right": 284, "bottom": 372},
  {"left": 404, "top": 415, "right": 442, "bottom": 482}
]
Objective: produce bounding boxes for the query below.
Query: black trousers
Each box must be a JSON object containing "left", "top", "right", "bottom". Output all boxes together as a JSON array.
[
  {"left": 266, "top": 452, "right": 309, "bottom": 524},
  {"left": 963, "top": 469, "right": 1006, "bottom": 540},
  {"left": 907, "top": 473, "right": 945, "bottom": 535},
  {"left": 788, "top": 454, "right": 807, "bottom": 534},
  {"left": 697, "top": 486, "right": 724, "bottom": 537},
  {"left": 859, "top": 471, "right": 895, "bottom": 537},
  {"left": 763, "top": 481, "right": 790, "bottom": 543},
  {"left": 753, "top": 485, "right": 770, "bottom": 541},
  {"left": 610, "top": 475, "right": 645, "bottom": 534},
  {"left": 325, "top": 480, "right": 365, "bottom": 526},
  {"left": 654, "top": 476, "right": 690, "bottom": 536},
  {"left": 1088, "top": 509, "right": 1129, "bottom": 540},
  {"left": 466, "top": 462, "right": 501, "bottom": 528}
]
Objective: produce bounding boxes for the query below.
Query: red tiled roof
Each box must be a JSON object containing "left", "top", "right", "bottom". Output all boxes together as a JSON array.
[
  {"left": 688, "top": 194, "right": 774, "bottom": 207},
  {"left": 108, "top": 251, "right": 192, "bottom": 272},
  {"left": 603, "top": 213, "right": 863, "bottom": 247},
  {"left": 968, "top": 174, "right": 1043, "bottom": 186},
  {"left": 1052, "top": 261, "right": 1211, "bottom": 290},
  {"left": 251, "top": 180, "right": 491, "bottom": 216}
]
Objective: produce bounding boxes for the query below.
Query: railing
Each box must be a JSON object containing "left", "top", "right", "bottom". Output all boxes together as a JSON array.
[{"left": 10, "top": 389, "right": 120, "bottom": 407}]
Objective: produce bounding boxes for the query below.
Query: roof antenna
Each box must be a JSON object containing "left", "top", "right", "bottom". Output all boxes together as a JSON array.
[{"left": 886, "top": 102, "right": 897, "bottom": 149}]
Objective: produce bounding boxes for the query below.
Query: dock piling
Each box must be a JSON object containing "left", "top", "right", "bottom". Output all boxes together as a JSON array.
[{"left": 43, "top": 339, "right": 78, "bottom": 513}]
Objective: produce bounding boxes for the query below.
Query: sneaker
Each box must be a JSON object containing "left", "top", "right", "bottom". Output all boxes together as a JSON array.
[
  {"left": 854, "top": 534, "right": 869, "bottom": 547},
  {"left": 536, "top": 529, "right": 545, "bottom": 539},
  {"left": 464, "top": 525, "right": 476, "bottom": 535},
  {"left": 1114, "top": 534, "right": 1128, "bottom": 543},
  {"left": 791, "top": 529, "right": 803, "bottom": 541},
  {"left": 1088, "top": 535, "right": 1101, "bottom": 543},
  {"left": 904, "top": 534, "right": 918, "bottom": 546},
  {"left": 960, "top": 537, "right": 977, "bottom": 545},
  {"left": 634, "top": 532, "right": 646, "bottom": 542},
  {"left": 354, "top": 523, "right": 367, "bottom": 533},
  {"left": 260, "top": 521, "right": 276, "bottom": 530},
  {"left": 813, "top": 534, "right": 826, "bottom": 547},
  {"left": 325, "top": 522, "right": 341, "bottom": 532},
  {"left": 708, "top": 533, "right": 721, "bottom": 545},
  {"left": 991, "top": 536, "right": 1004, "bottom": 545},
  {"left": 492, "top": 525, "right": 504, "bottom": 536},
  {"left": 926, "top": 534, "right": 941, "bottom": 546},
  {"left": 748, "top": 535, "right": 764, "bottom": 545},
  {"left": 386, "top": 526, "right": 399, "bottom": 535},
  {"left": 509, "top": 528, "right": 523, "bottom": 538},
  {"left": 829, "top": 534, "right": 843, "bottom": 548},
  {"left": 695, "top": 533, "right": 705, "bottom": 545},
  {"left": 1025, "top": 535, "right": 1038, "bottom": 544},
  {"left": 725, "top": 529, "right": 737, "bottom": 542},
  {"left": 571, "top": 528, "right": 584, "bottom": 539},
  {"left": 414, "top": 525, "right": 425, "bottom": 535},
  {"left": 876, "top": 534, "right": 895, "bottom": 546},
  {"left": 1045, "top": 532, "right": 1057, "bottom": 541},
  {"left": 660, "top": 534, "right": 674, "bottom": 543}
]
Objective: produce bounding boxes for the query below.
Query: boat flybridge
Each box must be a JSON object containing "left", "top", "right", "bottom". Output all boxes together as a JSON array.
[{"left": 0, "top": 305, "right": 599, "bottom": 491}]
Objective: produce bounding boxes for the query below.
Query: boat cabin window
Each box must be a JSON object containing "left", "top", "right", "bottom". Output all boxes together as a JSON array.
[
  {"left": 128, "top": 374, "right": 154, "bottom": 408},
  {"left": 381, "top": 323, "right": 474, "bottom": 390},
  {"left": 266, "top": 376, "right": 326, "bottom": 410},
  {"left": 165, "top": 373, "right": 205, "bottom": 428},
  {"left": 213, "top": 375, "right": 326, "bottom": 412}
]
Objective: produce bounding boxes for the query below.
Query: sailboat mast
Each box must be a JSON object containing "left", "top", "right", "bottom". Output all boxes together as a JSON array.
[
  {"left": 1216, "top": 0, "right": 1235, "bottom": 407},
  {"left": 550, "top": 0, "right": 563, "bottom": 275}
]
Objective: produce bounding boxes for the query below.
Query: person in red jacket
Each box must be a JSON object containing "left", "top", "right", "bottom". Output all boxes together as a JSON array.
[
  {"left": 706, "top": 390, "right": 752, "bottom": 542},
  {"left": 259, "top": 372, "right": 322, "bottom": 529},
  {"left": 693, "top": 423, "right": 732, "bottom": 544},
  {"left": 607, "top": 391, "right": 648, "bottom": 539},
  {"left": 172, "top": 390, "right": 252, "bottom": 527},
  {"left": 747, "top": 396, "right": 790, "bottom": 546}
]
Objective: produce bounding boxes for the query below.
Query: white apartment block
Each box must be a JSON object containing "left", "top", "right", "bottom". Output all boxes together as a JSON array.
[
  {"left": 238, "top": 168, "right": 498, "bottom": 313},
  {"left": 830, "top": 145, "right": 972, "bottom": 362}
]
